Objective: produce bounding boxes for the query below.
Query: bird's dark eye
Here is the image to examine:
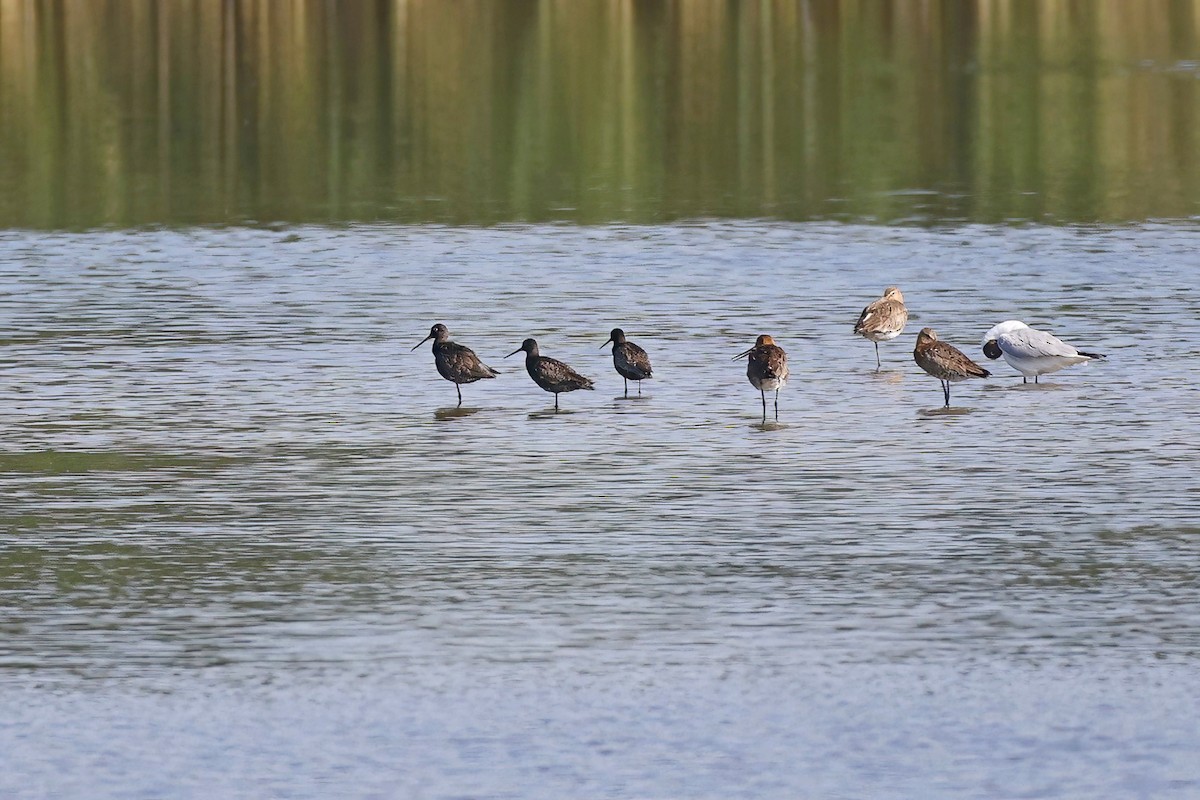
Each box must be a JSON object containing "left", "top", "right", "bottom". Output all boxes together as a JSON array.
[{"left": 983, "top": 340, "right": 1002, "bottom": 360}]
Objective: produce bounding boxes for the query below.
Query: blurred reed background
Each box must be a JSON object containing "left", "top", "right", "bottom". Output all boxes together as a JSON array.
[{"left": 0, "top": 0, "right": 1197, "bottom": 228}]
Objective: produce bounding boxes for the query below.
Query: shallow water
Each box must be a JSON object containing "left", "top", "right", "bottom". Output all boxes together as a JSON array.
[{"left": 2, "top": 222, "right": 1200, "bottom": 798}]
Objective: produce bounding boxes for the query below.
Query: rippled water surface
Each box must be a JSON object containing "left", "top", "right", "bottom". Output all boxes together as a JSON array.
[{"left": 2, "top": 222, "right": 1199, "bottom": 798}]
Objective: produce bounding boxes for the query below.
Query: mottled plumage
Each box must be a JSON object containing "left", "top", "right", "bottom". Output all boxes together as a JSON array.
[
  {"left": 412, "top": 323, "right": 499, "bottom": 406},
  {"left": 505, "top": 338, "right": 594, "bottom": 410},
  {"left": 734, "top": 334, "right": 789, "bottom": 419},
  {"left": 854, "top": 286, "right": 909, "bottom": 369},
  {"left": 601, "top": 328, "right": 653, "bottom": 396},
  {"left": 913, "top": 327, "right": 990, "bottom": 407},
  {"left": 981, "top": 320, "right": 1105, "bottom": 383}
]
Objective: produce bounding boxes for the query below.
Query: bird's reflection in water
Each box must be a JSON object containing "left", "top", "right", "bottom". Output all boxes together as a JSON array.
[
  {"left": 528, "top": 408, "right": 579, "bottom": 420},
  {"left": 435, "top": 406, "right": 482, "bottom": 421},
  {"left": 752, "top": 421, "right": 789, "bottom": 432},
  {"left": 869, "top": 369, "right": 905, "bottom": 384},
  {"left": 981, "top": 381, "right": 1067, "bottom": 393},
  {"left": 917, "top": 406, "right": 976, "bottom": 418}
]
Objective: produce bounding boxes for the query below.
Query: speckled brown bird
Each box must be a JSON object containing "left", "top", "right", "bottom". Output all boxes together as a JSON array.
[
  {"left": 505, "top": 338, "right": 594, "bottom": 411},
  {"left": 411, "top": 323, "right": 499, "bottom": 406},
  {"left": 913, "top": 327, "right": 990, "bottom": 407},
  {"left": 601, "top": 328, "right": 653, "bottom": 396},
  {"left": 733, "top": 334, "right": 789, "bottom": 420},
  {"left": 854, "top": 286, "right": 909, "bottom": 370}
]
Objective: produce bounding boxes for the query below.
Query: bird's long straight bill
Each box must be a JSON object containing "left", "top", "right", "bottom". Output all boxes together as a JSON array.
[
  {"left": 732, "top": 348, "right": 753, "bottom": 360},
  {"left": 600, "top": 339, "right": 613, "bottom": 349},
  {"left": 504, "top": 348, "right": 521, "bottom": 358},
  {"left": 410, "top": 335, "right": 432, "bottom": 351}
]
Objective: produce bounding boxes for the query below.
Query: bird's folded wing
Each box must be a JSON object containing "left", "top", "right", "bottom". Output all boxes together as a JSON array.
[{"left": 1005, "top": 329, "right": 1079, "bottom": 358}]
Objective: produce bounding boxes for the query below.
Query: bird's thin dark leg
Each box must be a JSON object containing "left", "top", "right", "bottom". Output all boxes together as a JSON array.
[
  {"left": 942, "top": 380, "right": 950, "bottom": 407},
  {"left": 624, "top": 378, "right": 628, "bottom": 397},
  {"left": 760, "top": 389, "right": 767, "bottom": 421},
  {"left": 637, "top": 380, "right": 642, "bottom": 396},
  {"left": 774, "top": 389, "right": 780, "bottom": 419},
  {"left": 456, "top": 384, "right": 462, "bottom": 406},
  {"left": 874, "top": 342, "right": 881, "bottom": 371},
  {"left": 1023, "top": 377, "right": 1028, "bottom": 384},
  {"left": 1034, "top": 376, "right": 1039, "bottom": 384},
  {"left": 554, "top": 393, "right": 560, "bottom": 412}
]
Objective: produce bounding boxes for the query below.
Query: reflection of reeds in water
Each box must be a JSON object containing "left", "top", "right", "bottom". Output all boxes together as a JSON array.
[{"left": 0, "top": 0, "right": 1197, "bottom": 227}]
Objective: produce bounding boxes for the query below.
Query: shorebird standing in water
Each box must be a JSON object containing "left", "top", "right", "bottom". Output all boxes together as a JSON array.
[
  {"left": 981, "top": 320, "right": 1105, "bottom": 384},
  {"left": 506, "top": 338, "right": 594, "bottom": 411},
  {"left": 601, "top": 328, "right": 653, "bottom": 396},
  {"left": 854, "top": 286, "right": 909, "bottom": 370},
  {"left": 913, "top": 327, "right": 990, "bottom": 407},
  {"left": 411, "top": 323, "right": 499, "bottom": 406},
  {"left": 734, "top": 334, "right": 789, "bottom": 420}
]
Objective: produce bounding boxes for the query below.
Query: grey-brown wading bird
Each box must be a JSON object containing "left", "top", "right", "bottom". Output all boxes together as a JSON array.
[
  {"left": 506, "top": 338, "right": 594, "bottom": 411},
  {"left": 854, "top": 286, "right": 909, "bottom": 370},
  {"left": 734, "top": 334, "right": 789, "bottom": 420},
  {"left": 412, "top": 323, "right": 499, "bottom": 406},
  {"left": 601, "top": 328, "right": 653, "bottom": 396},
  {"left": 913, "top": 327, "right": 990, "bottom": 407}
]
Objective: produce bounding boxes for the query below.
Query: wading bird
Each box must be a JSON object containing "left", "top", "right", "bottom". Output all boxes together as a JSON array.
[
  {"left": 734, "top": 334, "right": 789, "bottom": 420},
  {"left": 411, "top": 323, "right": 499, "bottom": 406},
  {"left": 601, "top": 328, "right": 653, "bottom": 396},
  {"left": 853, "top": 286, "right": 908, "bottom": 370},
  {"left": 981, "top": 320, "right": 1105, "bottom": 383},
  {"left": 913, "top": 327, "right": 989, "bottom": 407},
  {"left": 506, "top": 338, "right": 594, "bottom": 410}
]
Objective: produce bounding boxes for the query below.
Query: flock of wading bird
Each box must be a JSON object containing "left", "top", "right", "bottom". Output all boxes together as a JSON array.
[{"left": 413, "top": 287, "right": 1107, "bottom": 418}]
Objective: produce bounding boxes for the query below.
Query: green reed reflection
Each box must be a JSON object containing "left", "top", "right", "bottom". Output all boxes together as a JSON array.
[{"left": 0, "top": 0, "right": 1197, "bottom": 228}]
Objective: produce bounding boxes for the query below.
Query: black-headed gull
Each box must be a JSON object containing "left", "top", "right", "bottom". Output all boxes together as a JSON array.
[{"left": 981, "top": 321, "right": 1105, "bottom": 384}]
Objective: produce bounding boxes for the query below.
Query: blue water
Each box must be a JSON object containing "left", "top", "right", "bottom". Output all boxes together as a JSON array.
[{"left": 2, "top": 222, "right": 1199, "bottom": 798}]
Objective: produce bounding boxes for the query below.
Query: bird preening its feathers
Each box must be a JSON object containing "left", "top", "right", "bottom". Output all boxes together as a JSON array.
[
  {"left": 734, "top": 334, "right": 789, "bottom": 420},
  {"left": 981, "top": 320, "right": 1105, "bottom": 384}
]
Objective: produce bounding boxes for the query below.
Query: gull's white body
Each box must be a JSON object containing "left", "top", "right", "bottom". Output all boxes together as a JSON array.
[{"left": 981, "top": 320, "right": 1103, "bottom": 380}]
